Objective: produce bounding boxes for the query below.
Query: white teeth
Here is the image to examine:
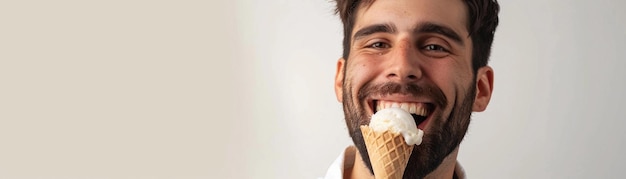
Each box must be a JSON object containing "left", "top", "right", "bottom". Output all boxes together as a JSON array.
[
  {"left": 409, "top": 103, "right": 416, "bottom": 114},
  {"left": 400, "top": 103, "right": 409, "bottom": 112},
  {"left": 376, "top": 100, "right": 429, "bottom": 116}
]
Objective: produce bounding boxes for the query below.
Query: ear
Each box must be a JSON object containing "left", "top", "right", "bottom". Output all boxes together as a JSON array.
[
  {"left": 472, "top": 66, "right": 494, "bottom": 112},
  {"left": 334, "top": 58, "right": 346, "bottom": 103}
]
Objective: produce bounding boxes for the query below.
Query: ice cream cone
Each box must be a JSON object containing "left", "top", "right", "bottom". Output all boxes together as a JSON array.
[{"left": 361, "top": 125, "right": 414, "bottom": 179}]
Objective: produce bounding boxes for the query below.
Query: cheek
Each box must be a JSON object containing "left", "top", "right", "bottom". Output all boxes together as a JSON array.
[
  {"left": 346, "top": 59, "right": 383, "bottom": 91},
  {"left": 422, "top": 59, "right": 472, "bottom": 106},
  {"left": 424, "top": 67, "right": 454, "bottom": 103}
]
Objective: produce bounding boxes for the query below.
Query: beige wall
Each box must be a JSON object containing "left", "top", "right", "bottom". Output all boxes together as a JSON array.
[{"left": 1, "top": 1, "right": 246, "bottom": 178}]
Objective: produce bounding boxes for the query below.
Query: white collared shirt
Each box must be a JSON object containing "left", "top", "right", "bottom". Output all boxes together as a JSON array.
[{"left": 321, "top": 146, "right": 466, "bottom": 179}]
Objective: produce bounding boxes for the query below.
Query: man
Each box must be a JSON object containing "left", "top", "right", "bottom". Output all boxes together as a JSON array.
[{"left": 323, "top": 0, "right": 499, "bottom": 178}]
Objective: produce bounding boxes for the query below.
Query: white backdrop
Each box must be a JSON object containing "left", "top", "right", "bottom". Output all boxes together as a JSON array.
[{"left": 1, "top": 0, "right": 625, "bottom": 178}]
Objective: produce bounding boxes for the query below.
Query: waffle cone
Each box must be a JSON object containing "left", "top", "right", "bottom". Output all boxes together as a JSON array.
[{"left": 360, "top": 126, "right": 414, "bottom": 179}]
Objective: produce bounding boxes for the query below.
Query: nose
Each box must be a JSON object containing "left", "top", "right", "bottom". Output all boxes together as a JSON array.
[{"left": 385, "top": 40, "right": 422, "bottom": 82}]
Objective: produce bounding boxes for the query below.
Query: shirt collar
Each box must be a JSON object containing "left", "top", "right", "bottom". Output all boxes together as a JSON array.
[{"left": 322, "top": 146, "right": 466, "bottom": 179}]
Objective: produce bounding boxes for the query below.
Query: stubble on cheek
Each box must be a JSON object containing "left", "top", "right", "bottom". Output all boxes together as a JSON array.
[
  {"left": 341, "top": 78, "right": 375, "bottom": 174},
  {"left": 342, "top": 79, "right": 365, "bottom": 136}
]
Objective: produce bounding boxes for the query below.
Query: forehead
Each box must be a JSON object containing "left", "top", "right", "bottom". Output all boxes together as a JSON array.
[{"left": 354, "top": 0, "right": 469, "bottom": 36}]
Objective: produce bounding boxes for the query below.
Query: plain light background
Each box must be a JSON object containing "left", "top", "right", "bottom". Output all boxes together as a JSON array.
[{"left": 1, "top": 0, "right": 625, "bottom": 178}]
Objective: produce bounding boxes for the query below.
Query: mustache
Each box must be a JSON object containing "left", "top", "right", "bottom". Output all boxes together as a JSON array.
[{"left": 357, "top": 82, "right": 448, "bottom": 108}]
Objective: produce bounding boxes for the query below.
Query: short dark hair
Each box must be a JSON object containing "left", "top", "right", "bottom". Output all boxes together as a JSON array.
[{"left": 334, "top": 0, "right": 500, "bottom": 72}]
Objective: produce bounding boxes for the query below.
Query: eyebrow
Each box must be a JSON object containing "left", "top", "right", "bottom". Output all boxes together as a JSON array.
[
  {"left": 352, "top": 23, "right": 397, "bottom": 41},
  {"left": 415, "top": 22, "right": 464, "bottom": 46},
  {"left": 351, "top": 22, "right": 465, "bottom": 46}
]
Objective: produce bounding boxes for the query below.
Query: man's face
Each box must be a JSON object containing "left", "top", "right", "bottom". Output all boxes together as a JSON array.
[{"left": 334, "top": 0, "right": 492, "bottom": 177}]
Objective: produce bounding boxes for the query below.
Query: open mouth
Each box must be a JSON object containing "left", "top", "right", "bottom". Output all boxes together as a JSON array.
[{"left": 372, "top": 100, "right": 434, "bottom": 129}]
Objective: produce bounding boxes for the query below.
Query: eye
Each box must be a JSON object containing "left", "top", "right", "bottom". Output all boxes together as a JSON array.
[
  {"left": 422, "top": 44, "right": 449, "bottom": 52},
  {"left": 367, "top": 42, "right": 390, "bottom": 49},
  {"left": 421, "top": 44, "right": 451, "bottom": 58}
]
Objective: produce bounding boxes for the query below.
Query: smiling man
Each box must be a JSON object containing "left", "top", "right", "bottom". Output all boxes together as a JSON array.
[{"left": 323, "top": 0, "right": 499, "bottom": 178}]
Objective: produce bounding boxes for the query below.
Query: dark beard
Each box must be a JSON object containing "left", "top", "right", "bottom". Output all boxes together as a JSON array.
[{"left": 342, "top": 81, "right": 475, "bottom": 179}]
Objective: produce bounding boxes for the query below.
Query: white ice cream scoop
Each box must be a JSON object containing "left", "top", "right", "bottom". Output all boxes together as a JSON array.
[{"left": 369, "top": 107, "right": 424, "bottom": 145}]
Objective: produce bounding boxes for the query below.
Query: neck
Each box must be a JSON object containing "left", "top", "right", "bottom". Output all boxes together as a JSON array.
[
  {"left": 346, "top": 146, "right": 460, "bottom": 179},
  {"left": 347, "top": 149, "right": 374, "bottom": 179}
]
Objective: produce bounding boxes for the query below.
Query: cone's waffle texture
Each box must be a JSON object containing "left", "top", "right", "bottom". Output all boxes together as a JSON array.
[{"left": 361, "top": 126, "right": 414, "bottom": 179}]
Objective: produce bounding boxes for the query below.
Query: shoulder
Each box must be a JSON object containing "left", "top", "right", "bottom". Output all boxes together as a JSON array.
[{"left": 321, "top": 146, "right": 356, "bottom": 179}]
